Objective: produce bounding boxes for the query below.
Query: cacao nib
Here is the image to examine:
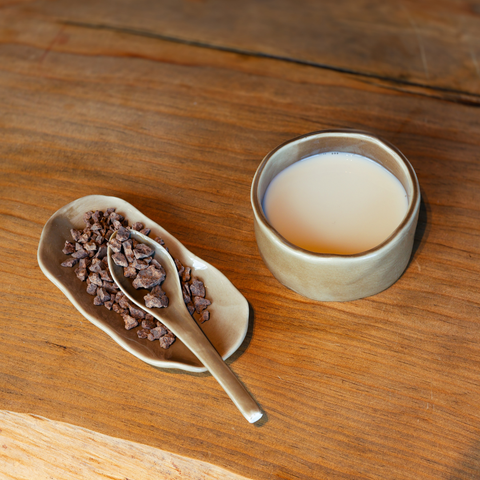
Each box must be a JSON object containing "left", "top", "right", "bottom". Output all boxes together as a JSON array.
[
  {"left": 132, "top": 265, "right": 165, "bottom": 289},
  {"left": 61, "top": 257, "right": 78, "bottom": 268},
  {"left": 116, "top": 226, "right": 130, "bottom": 242},
  {"left": 159, "top": 334, "right": 176, "bottom": 349},
  {"left": 190, "top": 277, "right": 206, "bottom": 298},
  {"left": 123, "top": 314, "right": 138, "bottom": 330},
  {"left": 137, "top": 328, "right": 150, "bottom": 339},
  {"left": 112, "top": 252, "right": 128, "bottom": 267},
  {"left": 60, "top": 208, "right": 213, "bottom": 349},
  {"left": 62, "top": 241, "right": 75, "bottom": 255},
  {"left": 200, "top": 310, "right": 210, "bottom": 323},
  {"left": 147, "top": 326, "right": 165, "bottom": 341},
  {"left": 194, "top": 296, "right": 211, "bottom": 313}
]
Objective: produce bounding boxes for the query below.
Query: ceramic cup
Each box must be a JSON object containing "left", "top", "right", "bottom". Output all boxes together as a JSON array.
[{"left": 250, "top": 130, "right": 421, "bottom": 302}]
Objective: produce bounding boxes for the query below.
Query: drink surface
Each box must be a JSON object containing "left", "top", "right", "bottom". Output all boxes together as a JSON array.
[{"left": 262, "top": 152, "right": 408, "bottom": 255}]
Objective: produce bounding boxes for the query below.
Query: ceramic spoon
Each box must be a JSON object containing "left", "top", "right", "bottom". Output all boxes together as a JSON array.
[{"left": 107, "top": 230, "right": 263, "bottom": 424}]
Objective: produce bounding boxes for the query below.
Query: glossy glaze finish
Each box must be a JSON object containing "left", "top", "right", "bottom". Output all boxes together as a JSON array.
[
  {"left": 38, "top": 195, "right": 249, "bottom": 372},
  {"left": 251, "top": 130, "right": 421, "bottom": 302},
  {"left": 108, "top": 230, "right": 263, "bottom": 423}
]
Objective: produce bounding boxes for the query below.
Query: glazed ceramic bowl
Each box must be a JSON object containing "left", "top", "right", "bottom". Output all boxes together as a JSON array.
[
  {"left": 38, "top": 195, "right": 249, "bottom": 372},
  {"left": 251, "top": 130, "right": 421, "bottom": 302}
]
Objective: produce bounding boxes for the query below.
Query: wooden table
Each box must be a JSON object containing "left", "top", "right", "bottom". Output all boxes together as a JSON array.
[{"left": 1, "top": 1, "right": 480, "bottom": 478}]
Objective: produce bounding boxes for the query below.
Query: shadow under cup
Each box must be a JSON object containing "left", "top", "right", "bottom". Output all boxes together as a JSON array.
[{"left": 250, "top": 130, "right": 421, "bottom": 302}]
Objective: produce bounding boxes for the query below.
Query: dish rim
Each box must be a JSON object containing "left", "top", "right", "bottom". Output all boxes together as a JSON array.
[{"left": 37, "top": 194, "right": 249, "bottom": 373}]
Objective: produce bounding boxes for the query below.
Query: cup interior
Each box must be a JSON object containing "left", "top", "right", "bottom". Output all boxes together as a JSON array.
[{"left": 252, "top": 130, "right": 419, "bottom": 256}]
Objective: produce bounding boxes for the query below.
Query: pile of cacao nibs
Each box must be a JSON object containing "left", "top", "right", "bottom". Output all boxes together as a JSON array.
[{"left": 60, "top": 208, "right": 212, "bottom": 349}]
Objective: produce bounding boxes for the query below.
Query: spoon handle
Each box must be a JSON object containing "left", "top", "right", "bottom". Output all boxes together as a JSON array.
[{"left": 171, "top": 311, "right": 263, "bottom": 424}]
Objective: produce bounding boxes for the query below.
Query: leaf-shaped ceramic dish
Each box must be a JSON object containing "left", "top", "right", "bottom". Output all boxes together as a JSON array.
[{"left": 37, "top": 195, "right": 249, "bottom": 372}]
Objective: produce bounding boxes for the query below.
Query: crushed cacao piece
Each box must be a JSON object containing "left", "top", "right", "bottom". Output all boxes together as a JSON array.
[
  {"left": 134, "top": 244, "right": 154, "bottom": 259},
  {"left": 112, "top": 252, "right": 128, "bottom": 267},
  {"left": 174, "top": 259, "right": 184, "bottom": 276},
  {"left": 132, "top": 265, "right": 165, "bottom": 289},
  {"left": 92, "top": 210, "right": 102, "bottom": 223},
  {"left": 190, "top": 277, "right": 206, "bottom": 298},
  {"left": 93, "top": 295, "right": 104, "bottom": 306},
  {"left": 182, "top": 267, "right": 191, "bottom": 282},
  {"left": 150, "top": 258, "right": 163, "bottom": 270},
  {"left": 75, "top": 267, "right": 87, "bottom": 281},
  {"left": 70, "top": 229, "right": 82, "bottom": 242},
  {"left": 112, "top": 303, "right": 122, "bottom": 314},
  {"left": 95, "top": 245, "right": 108, "bottom": 259},
  {"left": 108, "top": 238, "right": 122, "bottom": 253},
  {"left": 103, "top": 282, "right": 119, "bottom": 294},
  {"left": 159, "top": 334, "right": 176, "bottom": 349},
  {"left": 150, "top": 285, "right": 165, "bottom": 296},
  {"left": 186, "top": 303, "right": 195, "bottom": 316},
  {"left": 109, "top": 212, "right": 123, "bottom": 223},
  {"left": 155, "top": 324, "right": 167, "bottom": 336},
  {"left": 122, "top": 240, "right": 135, "bottom": 263},
  {"left": 145, "top": 292, "right": 168, "bottom": 309},
  {"left": 97, "top": 288, "right": 111, "bottom": 303},
  {"left": 194, "top": 296, "right": 211, "bottom": 313},
  {"left": 137, "top": 328, "right": 150, "bottom": 339},
  {"left": 61, "top": 208, "right": 213, "bottom": 349},
  {"left": 182, "top": 283, "right": 191, "bottom": 304},
  {"left": 78, "top": 233, "right": 90, "bottom": 244},
  {"left": 132, "top": 258, "right": 149, "bottom": 270},
  {"left": 99, "top": 270, "right": 113, "bottom": 282},
  {"left": 116, "top": 226, "right": 130, "bottom": 242},
  {"left": 88, "top": 258, "right": 103, "bottom": 273},
  {"left": 123, "top": 314, "right": 138, "bottom": 330},
  {"left": 84, "top": 241, "right": 97, "bottom": 251},
  {"left": 61, "top": 257, "right": 78, "bottom": 268},
  {"left": 72, "top": 248, "right": 88, "bottom": 259},
  {"left": 123, "top": 265, "right": 137, "bottom": 278},
  {"left": 118, "top": 295, "right": 130, "bottom": 310},
  {"left": 88, "top": 273, "right": 103, "bottom": 287},
  {"left": 62, "top": 241, "right": 75, "bottom": 255},
  {"left": 141, "top": 318, "right": 156, "bottom": 330},
  {"left": 200, "top": 309, "right": 210, "bottom": 323},
  {"left": 147, "top": 326, "right": 165, "bottom": 341},
  {"left": 128, "top": 304, "right": 145, "bottom": 320},
  {"left": 79, "top": 257, "right": 90, "bottom": 269}
]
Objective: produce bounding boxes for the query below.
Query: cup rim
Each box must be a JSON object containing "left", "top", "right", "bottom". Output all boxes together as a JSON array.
[{"left": 251, "top": 129, "right": 421, "bottom": 260}]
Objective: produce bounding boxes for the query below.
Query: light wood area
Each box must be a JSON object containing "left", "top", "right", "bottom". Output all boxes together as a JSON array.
[
  {"left": 0, "top": 410, "right": 251, "bottom": 479},
  {"left": 1, "top": 1, "right": 480, "bottom": 479}
]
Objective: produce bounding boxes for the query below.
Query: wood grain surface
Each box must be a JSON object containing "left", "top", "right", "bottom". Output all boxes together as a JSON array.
[
  {"left": 5, "top": 0, "right": 480, "bottom": 101},
  {"left": 0, "top": 411, "right": 252, "bottom": 480},
  {"left": 1, "top": 1, "right": 480, "bottom": 479}
]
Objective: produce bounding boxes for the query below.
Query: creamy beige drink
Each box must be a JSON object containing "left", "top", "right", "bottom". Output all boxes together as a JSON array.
[{"left": 262, "top": 152, "right": 408, "bottom": 255}]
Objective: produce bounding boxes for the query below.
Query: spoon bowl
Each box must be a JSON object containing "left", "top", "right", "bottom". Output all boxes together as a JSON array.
[{"left": 108, "top": 229, "right": 263, "bottom": 424}]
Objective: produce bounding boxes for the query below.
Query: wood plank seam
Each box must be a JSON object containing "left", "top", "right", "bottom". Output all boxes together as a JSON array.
[{"left": 62, "top": 19, "right": 480, "bottom": 107}]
